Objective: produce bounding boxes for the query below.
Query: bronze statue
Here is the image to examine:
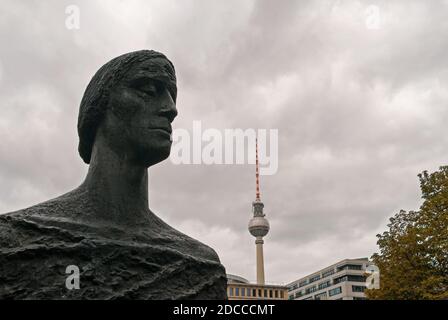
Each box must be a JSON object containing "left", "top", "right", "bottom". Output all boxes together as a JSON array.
[{"left": 0, "top": 50, "right": 227, "bottom": 299}]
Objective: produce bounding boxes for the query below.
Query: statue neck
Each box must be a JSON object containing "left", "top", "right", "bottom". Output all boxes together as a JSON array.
[{"left": 81, "top": 135, "right": 152, "bottom": 226}]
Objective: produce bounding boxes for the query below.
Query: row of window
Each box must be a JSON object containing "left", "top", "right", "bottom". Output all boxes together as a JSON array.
[
  {"left": 309, "top": 274, "right": 321, "bottom": 283},
  {"left": 228, "top": 286, "right": 284, "bottom": 299},
  {"left": 328, "top": 287, "right": 342, "bottom": 296},
  {"left": 290, "top": 285, "right": 342, "bottom": 299},
  {"left": 322, "top": 268, "right": 335, "bottom": 278},
  {"left": 289, "top": 286, "right": 342, "bottom": 300},
  {"left": 333, "top": 275, "right": 366, "bottom": 285},
  {"left": 314, "top": 292, "right": 327, "bottom": 300},
  {"left": 288, "top": 286, "right": 366, "bottom": 300},
  {"left": 336, "top": 264, "right": 363, "bottom": 272},
  {"left": 352, "top": 285, "right": 366, "bottom": 293},
  {"left": 291, "top": 274, "right": 365, "bottom": 296},
  {"left": 318, "top": 280, "right": 331, "bottom": 290},
  {"left": 299, "top": 280, "right": 307, "bottom": 287}
]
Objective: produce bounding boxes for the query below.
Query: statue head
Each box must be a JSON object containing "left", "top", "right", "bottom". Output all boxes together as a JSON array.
[{"left": 77, "top": 50, "right": 177, "bottom": 167}]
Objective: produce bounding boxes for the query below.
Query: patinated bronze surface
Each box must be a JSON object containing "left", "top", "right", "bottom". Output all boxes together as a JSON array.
[{"left": 0, "top": 50, "right": 227, "bottom": 299}]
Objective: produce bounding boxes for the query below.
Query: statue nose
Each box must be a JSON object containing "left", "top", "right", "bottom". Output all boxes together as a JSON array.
[
  {"left": 158, "top": 87, "right": 177, "bottom": 123},
  {"left": 159, "top": 103, "right": 177, "bottom": 123}
]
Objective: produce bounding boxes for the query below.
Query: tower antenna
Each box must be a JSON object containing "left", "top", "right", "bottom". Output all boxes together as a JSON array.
[{"left": 255, "top": 137, "right": 261, "bottom": 201}]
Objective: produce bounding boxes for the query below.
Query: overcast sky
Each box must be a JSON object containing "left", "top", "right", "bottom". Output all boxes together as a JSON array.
[{"left": 1, "top": 0, "right": 448, "bottom": 285}]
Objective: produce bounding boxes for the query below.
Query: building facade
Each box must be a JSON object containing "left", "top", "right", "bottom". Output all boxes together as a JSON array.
[
  {"left": 227, "top": 274, "right": 288, "bottom": 300},
  {"left": 287, "top": 258, "right": 373, "bottom": 300}
]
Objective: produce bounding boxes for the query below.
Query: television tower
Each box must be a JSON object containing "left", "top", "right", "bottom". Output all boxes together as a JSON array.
[{"left": 248, "top": 138, "right": 270, "bottom": 285}]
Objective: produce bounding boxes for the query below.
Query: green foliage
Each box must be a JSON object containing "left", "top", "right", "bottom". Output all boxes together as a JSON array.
[{"left": 366, "top": 166, "right": 448, "bottom": 300}]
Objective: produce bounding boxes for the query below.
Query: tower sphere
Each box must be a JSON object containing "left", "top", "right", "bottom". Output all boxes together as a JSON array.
[{"left": 248, "top": 216, "right": 270, "bottom": 238}]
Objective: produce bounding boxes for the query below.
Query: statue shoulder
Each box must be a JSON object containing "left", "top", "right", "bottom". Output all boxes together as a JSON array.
[
  {"left": 152, "top": 215, "right": 222, "bottom": 264},
  {"left": 0, "top": 188, "right": 89, "bottom": 221},
  {"left": 0, "top": 188, "right": 89, "bottom": 247}
]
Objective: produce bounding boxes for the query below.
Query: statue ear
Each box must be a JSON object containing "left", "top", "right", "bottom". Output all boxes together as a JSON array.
[{"left": 78, "top": 102, "right": 107, "bottom": 165}]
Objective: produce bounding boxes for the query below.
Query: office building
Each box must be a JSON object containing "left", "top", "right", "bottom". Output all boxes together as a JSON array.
[{"left": 287, "top": 258, "right": 373, "bottom": 300}]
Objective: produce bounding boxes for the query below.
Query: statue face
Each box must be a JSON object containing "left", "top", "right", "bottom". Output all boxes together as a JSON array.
[{"left": 101, "top": 57, "right": 177, "bottom": 167}]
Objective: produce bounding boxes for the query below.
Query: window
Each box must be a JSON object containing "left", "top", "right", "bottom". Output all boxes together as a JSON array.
[
  {"left": 289, "top": 295, "right": 294, "bottom": 300},
  {"left": 229, "top": 287, "right": 234, "bottom": 296},
  {"left": 258, "top": 289, "right": 262, "bottom": 297},
  {"left": 334, "top": 275, "right": 366, "bottom": 284},
  {"left": 275, "top": 290, "right": 278, "bottom": 298},
  {"left": 253, "top": 289, "right": 257, "bottom": 297},
  {"left": 329, "top": 287, "right": 342, "bottom": 297},
  {"left": 352, "top": 285, "right": 366, "bottom": 293},
  {"left": 333, "top": 276, "right": 346, "bottom": 284},
  {"left": 269, "top": 290, "right": 273, "bottom": 298},
  {"left": 247, "top": 288, "right": 251, "bottom": 297},
  {"left": 299, "top": 280, "right": 308, "bottom": 287},
  {"left": 314, "top": 292, "right": 327, "bottom": 300},
  {"left": 288, "top": 283, "right": 298, "bottom": 291},
  {"left": 235, "top": 288, "right": 239, "bottom": 296},
  {"left": 322, "top": 269, "right": 335, "bottom": 278},
  {"left": 318, "top": 281, "right": 331, "bottom": 290},
  {"left": 347, "top": 265, "right": 362, "bottom": 270},
  {"left": 309, "top": 275, "right": 321, "bottom": 283},
  {"left": 264, "top": 289, "right": 268, "bottom": 298},
  {"left": 280, "top": 291, "right": 284, "bottom": 299},
  {"left": 305, "top": 286, "right": 317, "bottom": 294},
  {"left": 295, "top": 291, "right": 303, "bottom": 298},
  {"left": 348, "top": 275, "right": 366, "bottom": 282},
  {"left": 337, "top": 264, "right": 362, "bottom": 272},
  {"left": 241, "top": 288, "right": 245, "bottom": 296}
]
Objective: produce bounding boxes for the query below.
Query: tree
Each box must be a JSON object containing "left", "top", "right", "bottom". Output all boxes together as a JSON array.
[{"left": 366, "top": 166, "right": 448, "bottom": 300}]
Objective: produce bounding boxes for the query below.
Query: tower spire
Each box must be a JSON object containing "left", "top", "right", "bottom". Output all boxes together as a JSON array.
[{"left": 255, "top": 137, "right": 261, "bottom": 201}]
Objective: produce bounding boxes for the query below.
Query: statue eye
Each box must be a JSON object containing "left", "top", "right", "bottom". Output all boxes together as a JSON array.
[
  {"left": 138, "top": 82, "right": 157, "bottom": 96},
  {"left": 131, "top": 78, "right": 164, "bottom": 98}
]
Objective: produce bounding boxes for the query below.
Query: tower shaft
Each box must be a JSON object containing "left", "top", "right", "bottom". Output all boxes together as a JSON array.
[{"left": 256, "top": 237, "right": 265, "bottom": 285}]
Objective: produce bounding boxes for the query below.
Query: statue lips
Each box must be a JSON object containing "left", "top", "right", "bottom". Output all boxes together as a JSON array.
[
  {"left": 147, "top": 126, "right": 172, "bottom": 139},
  {"left": 132, "top": 125, "right": 172, "bottom": 137}
]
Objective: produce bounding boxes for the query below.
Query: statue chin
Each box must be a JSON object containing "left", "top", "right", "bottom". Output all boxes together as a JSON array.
[
  {"left": 123, "top": 129, "right": 172, "bottom": 167},
  {"left": 136, "top": 143, "right": 172, "bottom": 168}
]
